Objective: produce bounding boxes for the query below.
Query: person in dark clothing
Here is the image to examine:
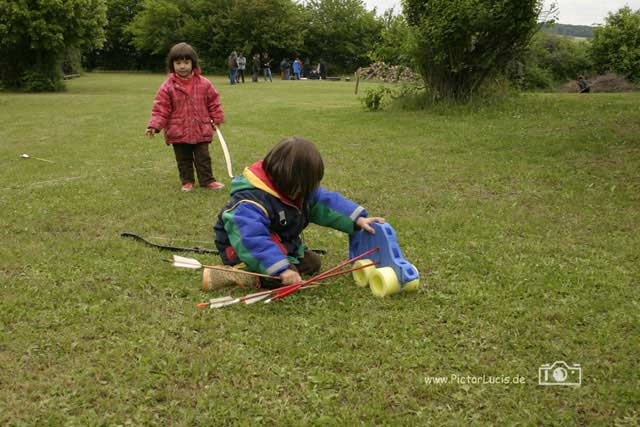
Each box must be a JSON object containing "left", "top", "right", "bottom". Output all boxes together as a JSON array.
[
  {"left": 577, "top": 76, "right": 591, "bottom": 93},
  {"left": 303, "top": 58, "right": 312, "bottom": 78},
  {"left": 262, "top": 53, "right": 273, "bottom": 82},
  {"left": 280, "top": 58, "right": 290, "bottom": 80},
  {"left": 252, "top": 54, "right": 261, "bottom": 82},
  {"left": 318, "top": 60, "right": 326, "bottom": 80},
  {"left": 236, "top": 52, "right": 246, "bottom": 83},
  {"left": 228, "top": 51, "right": 238, "bottom": 85}
]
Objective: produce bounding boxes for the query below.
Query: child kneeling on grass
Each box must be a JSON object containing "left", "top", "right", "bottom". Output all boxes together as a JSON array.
[
  {"left": 214, "top": 137, "right": 384, "bottom": 286},
  {"left": 145, "top": 42, "right": 225, "bottom": 192}
]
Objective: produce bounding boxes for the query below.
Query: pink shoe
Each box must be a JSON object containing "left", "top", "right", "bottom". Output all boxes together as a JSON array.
[
  {"left": 181, "top": 182, "right": 194, "bottom": 192},
  {"left": 206, "top": 181, "right": 225, "bottom": 190}
]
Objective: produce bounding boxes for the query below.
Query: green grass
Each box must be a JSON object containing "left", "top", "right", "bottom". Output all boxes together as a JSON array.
[{"left": 1, "top": 73, "right": 639, "bottom": 426}]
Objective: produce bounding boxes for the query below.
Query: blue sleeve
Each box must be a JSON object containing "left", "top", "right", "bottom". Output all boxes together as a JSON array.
[
  {"left": 308, "top": 187, "right": 368, "bottom": 234},
  {"left": 221, "top": 201, "right": 290, "bottom": 275}
]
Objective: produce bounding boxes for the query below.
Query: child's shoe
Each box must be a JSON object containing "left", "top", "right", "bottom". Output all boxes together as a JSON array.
[
  {"left": 206, "top": 181, "right": 225, "bottom": 190},
  {"left": 181, "top": 182, "right": 194, "bottom": 192}
]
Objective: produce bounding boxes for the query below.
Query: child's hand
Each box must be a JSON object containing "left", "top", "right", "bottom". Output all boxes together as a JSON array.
[
  {"left": 145, "top": 128, "right": 155, "bottom": 138},
  {"left": 356, "top": 216, "right": 385, "bottom": 234},
  {"left": 279, "top": 268, "right": 302, "bottom": 285}
]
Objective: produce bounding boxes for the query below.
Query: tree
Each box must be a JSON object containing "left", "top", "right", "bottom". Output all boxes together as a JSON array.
[
  {"left": 85, "top": 0, "right": 150, "bottom": 70},
  {"left": 304, "top": 0, "right": 382, "bottom": 73},
  {"left": 590, "top": 6, "right": 640, "bottom": 82},
  {"left": 128, "top": 0, "right": 206, "bottom": 56},
  {"left": 402, "top": 0, "right": 544, "bottom": 101},
  {"left": 220, "top": 0, "right": 306, "bottom": 61},
  {"left": 369, "top": 10, "right": 415, "bottom": 67},
  {"left": 128, "top": 0, "right": 305, "bottom": 71},
  {"left": 0, "top": 0, "right": 107, "bottom": 91}
]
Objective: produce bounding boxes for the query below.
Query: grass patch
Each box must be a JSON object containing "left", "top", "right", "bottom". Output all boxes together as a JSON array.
[{"left": 1, "top": 73, "right": 639, "bottom": 425}]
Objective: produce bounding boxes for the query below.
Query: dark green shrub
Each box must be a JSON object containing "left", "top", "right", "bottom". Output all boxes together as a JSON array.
[
  {"left": 361, "top": 86, "right": 391, "bottom": 111},
  {"left": 22, "top": 68, "right": 64, "bottom": 92}
]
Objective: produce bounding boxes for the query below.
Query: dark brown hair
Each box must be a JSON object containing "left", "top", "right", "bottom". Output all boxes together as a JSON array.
[
  {"left": 167, "top": 42, "right": 199, "bottom": 72},
  {"left": 263, "top": 137, "right": 324, "bottom": 199}
]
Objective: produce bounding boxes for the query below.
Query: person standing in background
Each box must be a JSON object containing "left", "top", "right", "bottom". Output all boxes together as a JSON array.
[
  {"left": 318, "top": 60, "right": 326, "bottom": 80},
  {"left": 280, "top": 58, "right": 290, "bottom": 80},
  {"left": 228, "top": 51, "right": 238, "bottom": 85},
  {"left": 303, "top": 58, "right": 311, "bottom": 78},
  {"left": 293, "top": 57, "right": 301, "bottom": 80},
  {"left": 262, "top": 52, "right": 273, "bottom": 83},
  {"left": 236, "top": 52, "right": 246, "bottom": 84},
  {"left": 252, "top": 54, "right": 261, "bottom": 82},
  {"left": 262, "top": 53, "right": 273, "bottom": 82}
]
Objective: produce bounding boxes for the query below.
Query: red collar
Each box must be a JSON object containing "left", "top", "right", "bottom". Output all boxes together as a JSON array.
[{"left": 246, "top": 161, "right": 303, "bottom": 208}]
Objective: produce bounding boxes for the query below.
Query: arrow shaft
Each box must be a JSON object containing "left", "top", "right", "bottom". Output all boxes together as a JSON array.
[
  {"left": 198, "top": 247, "right": 381, "bottom": 307},
  {"left": 202, "top": 265, "right": 278, "bottom": 280},
  {"left": 266, "top": 247, "right": 380, "bottom": 302},
  {"left": 303, "top": 261, "right": 379, "bottom": 283}
]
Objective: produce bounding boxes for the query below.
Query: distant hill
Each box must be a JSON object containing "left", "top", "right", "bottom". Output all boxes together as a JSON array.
[{"left": 542, "top": 23, "right": 595, "bottom": 38}]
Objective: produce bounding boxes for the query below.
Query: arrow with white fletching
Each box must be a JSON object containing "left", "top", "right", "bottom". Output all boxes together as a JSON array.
[
  {"left": 172, "top": 255, "right": 204, "bottom": 269},
  {"left": 171, "top": 255, "right": 279, "bottom": 279},
  {"left": 20, "top": 153, "right": 54, "bottom": 163},
  {"left": 198, "top": 283, "right": 318, "bottom": 309}
]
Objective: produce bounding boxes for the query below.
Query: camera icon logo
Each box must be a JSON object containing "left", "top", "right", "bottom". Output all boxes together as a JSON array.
[{"left": 539, "top": 361, "right": 582, "bottom": 386}]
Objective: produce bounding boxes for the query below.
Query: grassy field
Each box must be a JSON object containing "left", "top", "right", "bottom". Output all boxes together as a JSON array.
[{"left": 1, "top": 73, "right": 639, "bottom": 426}]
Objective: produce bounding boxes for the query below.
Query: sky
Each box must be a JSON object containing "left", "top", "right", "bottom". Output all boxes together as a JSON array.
[{"left": 362, "top": 0, "right": 640, "bottom": 26}]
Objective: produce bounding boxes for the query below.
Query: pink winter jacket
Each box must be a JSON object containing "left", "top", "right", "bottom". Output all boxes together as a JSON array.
[{"left": 147, "top": 68, "right": 224, "bottom": 144}]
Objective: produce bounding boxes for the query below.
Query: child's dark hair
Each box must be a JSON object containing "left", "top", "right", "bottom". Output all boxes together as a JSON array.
[
  {"left": 167, "top": 42, "right": 199, "bottom": 72},
  {"left": 263, "top": 137, "right": 324, "bottom": 199}
]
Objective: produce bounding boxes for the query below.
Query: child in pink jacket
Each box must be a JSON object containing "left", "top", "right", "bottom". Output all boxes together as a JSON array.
[{"left": 146, "top": 42, "right": 225, "bottom": 192}]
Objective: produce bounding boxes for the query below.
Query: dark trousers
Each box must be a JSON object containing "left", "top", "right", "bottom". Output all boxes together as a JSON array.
[
  {"left": 237, "top": 69, "right": 245, "bottom": 83},
  {"left": 293, "top": 250, "right": 322, "bottom": 276},
  {"left": 172, "top": 142, "right": 216, "bottom": 186}
]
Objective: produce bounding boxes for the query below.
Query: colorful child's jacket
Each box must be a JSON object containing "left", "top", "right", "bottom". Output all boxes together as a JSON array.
[
  {"left": 147, "top": 67, "right": 224, "bottom": 144},
  {"left": 214, "top": 161, "right": 367, "bottom": 276}
]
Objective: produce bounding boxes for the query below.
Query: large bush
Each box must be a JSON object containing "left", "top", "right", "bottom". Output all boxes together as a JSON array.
[
  {"left": 590, "top": 6, "right": 640, "bottom": 82},
  {"left": 403, "top": 0, "right": 543, "bottom": 101}
]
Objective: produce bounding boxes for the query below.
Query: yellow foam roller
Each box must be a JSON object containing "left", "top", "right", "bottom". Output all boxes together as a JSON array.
[
  {"left": 403, "top": 263, "right": 420, "bottom": 292},
  {"left": 370, "top": 267, "right": 401, "bottom": 297},
  {"left": 352, "top": 259, "right": 375, "bottom": 287},
  {"left": 403, "top": 279, "right": 420, "bottom": 292}
]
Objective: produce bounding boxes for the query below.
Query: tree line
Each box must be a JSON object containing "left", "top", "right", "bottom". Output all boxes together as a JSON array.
[
  {"left": 1, "top": 1, "right": 639, "bottom": 102},
  {"left": 1, "top": 0, "right": 384, "bottom": 90}
]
